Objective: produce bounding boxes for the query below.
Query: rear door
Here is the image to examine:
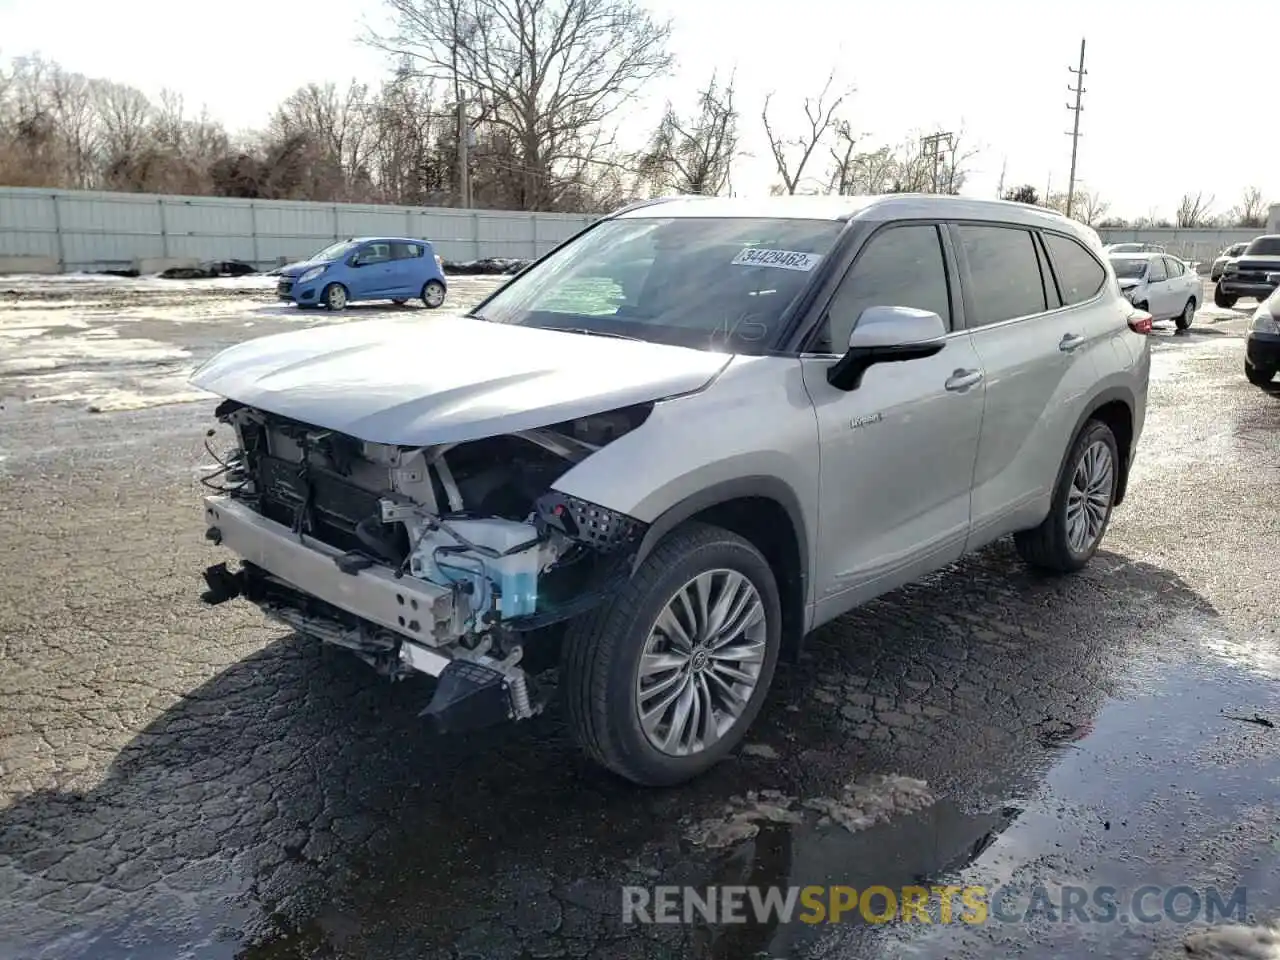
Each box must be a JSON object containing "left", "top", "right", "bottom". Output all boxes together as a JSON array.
[
  {"left": 390, "top": 242, "right": 426, "bottom": 297},
  {"left": 951, "top": 223, "right": 1107, "bottom": 548}
]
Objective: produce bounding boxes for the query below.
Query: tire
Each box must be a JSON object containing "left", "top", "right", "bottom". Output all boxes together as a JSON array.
[
  {"left": 1175, "top": 298, "right": 1195, "bottom": 331},
  {"left": 561, "top": 522, "right": 782, "bottom": 786},
  {"left": 392, "top": 298, "right": 408, "bottom": 306},
  {"left": 1245, "top": 362, "right": 1275, "bottom": 386},
  {"left": 322, "top": 283, "right": 348, "bottom": 311},
  {"left": 422, "top": 280, "right": 446, "bottom": 309},
  {"left": 1214, "top": 285, "right": 1238, "bottom": 309},
  {"left": 1014, "top": 419, "right": 1120, "bottom": 574}
]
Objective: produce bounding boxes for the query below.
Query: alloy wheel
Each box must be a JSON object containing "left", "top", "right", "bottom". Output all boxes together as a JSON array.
[
  {"left": 635, "top": 569, "right": 766, "bottom": 757},
  {"left": 1066, "top": 440, "right": 1114, "bottom": 553}
]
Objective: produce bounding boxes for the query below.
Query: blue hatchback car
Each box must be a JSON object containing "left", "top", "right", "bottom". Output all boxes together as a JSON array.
[{"left": 276, "top": 237, "right": 449, "bottom": 311}]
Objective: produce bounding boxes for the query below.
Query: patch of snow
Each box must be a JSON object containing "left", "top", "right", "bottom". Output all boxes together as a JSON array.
[
  {"left": 804, "top": 774, "right": 935, "bottom": 833},
  {"left": 683, "top": 774, "right": 935, "bottom": 850}
]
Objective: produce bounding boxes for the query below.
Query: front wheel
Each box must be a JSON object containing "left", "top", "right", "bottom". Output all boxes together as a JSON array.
[
  {"left": 422, "top": 280, "right": 446, "bottom": 309},
  {"left": 322, "top": 283, "right": 348, "bottom": 311},
  {"left": 1175, "top": 298, "right": 1195, "bottom": 331},
  {"left": 1014, "top": 419, "right": 1119, "bottom": 574},
  {"left": 1246, "top": 362, "right": 1275, "bottom": 386},
  {"left": 1214, "top": 285, "right": 1238, "bottom": 309},
  {"left": 561, "top": 522, "right": 781, "bottom": 786}
]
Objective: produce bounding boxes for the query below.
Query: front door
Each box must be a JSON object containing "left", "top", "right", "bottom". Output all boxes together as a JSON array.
[
  {"left": 350, "top": 241, "right": 394, "bottom": 298},
  {"left": 801, "top": 222, "right": 985, "bottom": 623},
  {"left": 1144, "top": 254, "right": 1171, "bottom": 318}
]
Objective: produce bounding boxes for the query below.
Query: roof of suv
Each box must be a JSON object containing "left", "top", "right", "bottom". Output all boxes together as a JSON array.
[{"left": 614, "top": 193, "right": 1098, "bottom": 240}]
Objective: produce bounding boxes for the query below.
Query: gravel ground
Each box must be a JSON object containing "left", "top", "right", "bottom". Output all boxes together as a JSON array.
[{"left": 0, "top": 275, "right": 1277, "bottom": 960}]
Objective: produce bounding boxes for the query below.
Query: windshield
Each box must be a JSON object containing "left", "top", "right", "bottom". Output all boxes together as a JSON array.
[
  {"left": 1244, "top": 237, "right": 1280, "bottom": 256},
  {"left": 309, "top": 240, "right": 358, "bottom": 262},
  {"left": 470, "top": 216, "right": 844, "bottom": 353},
  {"left": 1227, "top": 243, "right": 1247, "bottom": 256},
  {"left": 1110, "top": 258, "right": 1148, "bottom": 279}
]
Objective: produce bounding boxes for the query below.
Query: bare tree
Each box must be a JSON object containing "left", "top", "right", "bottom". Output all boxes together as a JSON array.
[
  {"left": 271, "top": 81, "right": 377, "bottom": 199},
  {"left": 761, "top": 70, "right": 849, "bottom": 195},
  {"left": 1175, "top": 191, "right": 1215, "bottom": 228},
  {"left": 1004, "top": 184, "right": 1039, "bottom": 205},
  {"left": 370, "top": 0, "right": 672, "bottom": 210},
  {"left": 640, "top": 70, "right": 737, "bottom": 196},
  {"left": 1231, "top": 185, "right": 1267, "bottom": 228},
  {"left": 1070, "top": 187, "right": 1109, "bottom": 226}
]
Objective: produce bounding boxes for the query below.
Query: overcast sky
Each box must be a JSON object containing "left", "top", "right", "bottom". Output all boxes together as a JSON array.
[{"left": 0, "top": 0, "right": 1272, "bottom": 220}]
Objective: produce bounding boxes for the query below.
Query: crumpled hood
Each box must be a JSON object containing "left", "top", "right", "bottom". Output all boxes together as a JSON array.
[
  {"left": 190, "top": 315, "right": 733, "bottom": 445},
  {"left": 277, "top": 258, "right": 332, "bottom": 278},
  {"left": 1117, "top": 278, "right": 1142, "bottom": 290}
]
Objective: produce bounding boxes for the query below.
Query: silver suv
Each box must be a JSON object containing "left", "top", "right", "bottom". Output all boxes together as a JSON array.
[{"left": 192, "top": 194, "right": 1150, "bottom": 786}]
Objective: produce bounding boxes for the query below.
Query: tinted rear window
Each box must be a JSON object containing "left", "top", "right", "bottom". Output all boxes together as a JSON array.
[
  {"left": 1043, "top": 232, "right": 1106, "bottom": 305},
  {"left": 957, "top": 224, "right": 1048, "bottom": 325}
]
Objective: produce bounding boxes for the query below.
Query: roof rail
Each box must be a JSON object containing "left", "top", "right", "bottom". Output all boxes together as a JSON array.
[{"left": 606, "top": 195, "right": 684, "bottom": 218}]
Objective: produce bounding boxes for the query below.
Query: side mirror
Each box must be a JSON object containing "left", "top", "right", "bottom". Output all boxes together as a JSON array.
[{"left": 827, "top": 305, "right": 948, "bottom": 391}]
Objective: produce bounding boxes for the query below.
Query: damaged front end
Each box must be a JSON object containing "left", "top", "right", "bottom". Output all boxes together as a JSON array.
[{"left": 199, "top": 398, "right": 649, "bottom": 733}]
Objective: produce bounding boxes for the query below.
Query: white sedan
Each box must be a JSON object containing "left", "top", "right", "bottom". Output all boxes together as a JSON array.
[{"left": 1109, "top": 252, "right": 1200, "bottom": 330}]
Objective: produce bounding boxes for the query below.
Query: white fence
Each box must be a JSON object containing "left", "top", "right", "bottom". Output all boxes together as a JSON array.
[
  {"left": 0, "top": 185, "right": 1267, "bottom": 274},
  {"left": 1095, "top": 226, "right": 1258, "bottom": 265},
  {"left": 0, "top": 187, "right": 596, "bottom": 272}
]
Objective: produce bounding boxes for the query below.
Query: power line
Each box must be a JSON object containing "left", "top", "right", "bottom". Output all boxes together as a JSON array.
[
  {"left": 920, "top": 131, "right": 954, "bottom": 194},
  {"left": 1064, "top": 37, "right": 1086, "bottom": 218}
]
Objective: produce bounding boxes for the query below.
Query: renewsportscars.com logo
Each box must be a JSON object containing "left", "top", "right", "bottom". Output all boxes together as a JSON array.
[{"left": 621, "top": 884, "right": 1249, "bottom": 926}]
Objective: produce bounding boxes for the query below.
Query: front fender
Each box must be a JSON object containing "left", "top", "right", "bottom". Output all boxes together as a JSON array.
[{"left": 550, "top": 355, "right": 821, "bottom": 600}]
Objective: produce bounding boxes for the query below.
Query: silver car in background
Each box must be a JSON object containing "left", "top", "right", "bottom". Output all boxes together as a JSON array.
[{"left": 191, "top": 194, "right": 1151, "bottom": 786}]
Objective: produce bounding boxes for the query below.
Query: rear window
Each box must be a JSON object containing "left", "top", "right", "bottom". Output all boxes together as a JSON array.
[
  {"left": 392, "top": 242, "right": 423, "bottom": 260},
  {"left": 1109, "top": 259, "right": 1148, "bottom": 279},
  {"left": 1245, "top": 237, "right": 1280, "bottom": 256},
  {"left": 472, "top": 217, "right": 844, "bottom": 353}
]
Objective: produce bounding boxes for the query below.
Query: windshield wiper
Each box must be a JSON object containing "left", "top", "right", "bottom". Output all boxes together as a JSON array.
[{"left": 554, "top": 326, "right": 645, "bottom": 342}]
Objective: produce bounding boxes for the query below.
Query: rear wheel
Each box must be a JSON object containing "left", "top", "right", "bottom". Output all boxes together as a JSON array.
[
  {"left": 322, "top": 283, "right": 348, "bottom": 311},
  {"left": 1214, "top": 285, "right": 1238, "bottom": 309},
  {"left": 1015, "top": 419, "right": 1119, "bottom": 574},
  {"left": 1175, "top": 298, "right": 1195, "bottom": 331},
  {"left": 422, "top": 280, "right": 446, "bottom": 309},
  {"left": 1245, "top": 362, "right": 1275, "bottom": 386},
  {"left": 561, "top": 522, "right": 781, "bottom": 786}
]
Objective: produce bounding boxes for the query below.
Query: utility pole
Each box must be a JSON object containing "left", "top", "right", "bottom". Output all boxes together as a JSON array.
[
  {"left": 996, "top": 157, "right": 1007, "bottom": 199},
  {"left": 1065, "top": 37, "right": 1087, "bottom": 218},
  {"left": 456, "top": 96, "right": 471, "bottom": 209},
  {"left": 450, "top": 8, "right": 472, "bottom": 209},
  {"left": 920, "top": 131, "right": 954, "bottom": 194}
]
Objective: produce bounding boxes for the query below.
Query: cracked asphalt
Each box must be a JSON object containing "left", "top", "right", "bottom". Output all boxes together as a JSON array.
[{"left": 0, "top": 277, "right": 1277, "bottom": 959}]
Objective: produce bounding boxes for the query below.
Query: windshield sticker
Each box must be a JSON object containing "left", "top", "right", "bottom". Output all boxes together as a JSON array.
[{"left": 732, "top": 248, "right": 822, "bottom": 271}]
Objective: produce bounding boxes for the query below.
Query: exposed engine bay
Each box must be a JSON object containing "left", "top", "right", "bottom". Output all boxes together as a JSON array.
[{"left": 198, "top": 398, "right": 651, "bottom": 732}]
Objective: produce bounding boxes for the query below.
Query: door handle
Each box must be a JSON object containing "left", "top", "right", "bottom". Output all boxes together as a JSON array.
[
  {"left": 945, "top": 369, "right": 983, "bottom": 392},
  {"left": 1059, "top": 333, "right": 1086, "bottom": 352}
]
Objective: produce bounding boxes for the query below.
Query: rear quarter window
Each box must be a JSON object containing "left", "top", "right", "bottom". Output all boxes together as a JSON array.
[{"left": 1042, "top": 231, "right": 1107, "bottom": 305}]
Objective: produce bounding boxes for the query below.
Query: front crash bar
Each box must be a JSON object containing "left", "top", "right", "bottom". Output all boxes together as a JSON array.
[{"left": 202, "top": 495, "right": 453, "bottom": 645}]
